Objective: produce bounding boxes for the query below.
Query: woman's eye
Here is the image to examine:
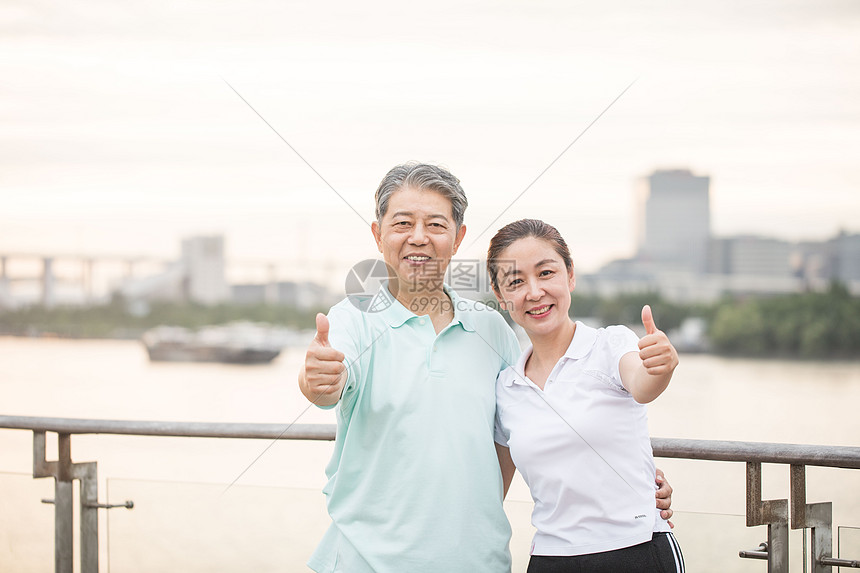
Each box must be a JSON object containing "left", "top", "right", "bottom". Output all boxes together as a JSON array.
[{"left": 540, "top": 270, "right": 554, "bottom": 277}]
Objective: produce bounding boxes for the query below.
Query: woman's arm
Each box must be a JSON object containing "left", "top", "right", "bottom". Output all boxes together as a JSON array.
[
  {"left": 619, "top": 305, "right": 679, "bottom": 404},
  {"left": 495, "top": 443, "right": 516, "bottom": 499}
]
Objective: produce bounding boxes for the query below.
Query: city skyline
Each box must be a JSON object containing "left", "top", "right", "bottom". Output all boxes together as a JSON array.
[{"left": 2, "top": 1, "right": 859, "bottom": 275}]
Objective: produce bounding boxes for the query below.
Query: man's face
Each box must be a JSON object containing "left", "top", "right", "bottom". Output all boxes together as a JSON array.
[{"left": 371, "top": 186, "right": 467, "bottom": 295}]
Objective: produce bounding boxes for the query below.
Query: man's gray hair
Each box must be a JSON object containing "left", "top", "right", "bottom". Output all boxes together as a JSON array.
[{"left": 374, "top": 162, "right": 468, "bottom": 228}]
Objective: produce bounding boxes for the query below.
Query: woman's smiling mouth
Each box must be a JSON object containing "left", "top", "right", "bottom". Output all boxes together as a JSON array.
[{"left": 526, "top": 304, "right": 553, "bottom": 317}]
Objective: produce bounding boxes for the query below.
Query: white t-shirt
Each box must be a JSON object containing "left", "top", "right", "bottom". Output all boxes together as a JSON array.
[{"left": 494, "top": 321, "right": 671, "bottom": 556}]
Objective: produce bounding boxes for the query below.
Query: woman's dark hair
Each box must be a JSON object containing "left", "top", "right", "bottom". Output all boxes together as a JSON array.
[{"left": 486, "top": 219, "right": 573, "bottom": 292}]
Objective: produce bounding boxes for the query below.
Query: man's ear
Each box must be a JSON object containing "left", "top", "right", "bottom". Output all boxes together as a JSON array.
[
  {"left": 451, "top": 224, "right": 467, "bottom": 256},
  {"left": 371, "top": 221, "right": 383, "bottom": 253}
]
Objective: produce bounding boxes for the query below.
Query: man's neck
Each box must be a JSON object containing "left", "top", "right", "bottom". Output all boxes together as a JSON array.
[{"left": 390, "top": 279, "right": 452, "bottom": 320}]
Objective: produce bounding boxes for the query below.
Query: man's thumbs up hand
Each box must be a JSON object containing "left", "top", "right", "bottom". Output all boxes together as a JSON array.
[
  {"left": 314, "top": 313, "right": 331, "bottom": 347},
  {"left": 637, "top": 305, "right": 679, "bottom": 376},
  {"left": 300, "top": 313, "right": 347, "bottom": 404}
]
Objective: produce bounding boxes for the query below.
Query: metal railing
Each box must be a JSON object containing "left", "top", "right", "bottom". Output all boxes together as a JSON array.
[{"left": 2, "top": 414, "right": 859, "bottom": 573}]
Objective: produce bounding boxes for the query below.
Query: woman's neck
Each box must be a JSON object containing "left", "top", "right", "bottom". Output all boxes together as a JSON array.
[{"left": 528, "top": 319, "right": 577, "bottom": 369}]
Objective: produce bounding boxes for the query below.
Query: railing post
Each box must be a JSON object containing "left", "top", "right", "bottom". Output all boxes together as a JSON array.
[
  {"left": 32, "top": 430, "right": 103, "bottom": 573},
  {"left": 77, "top": 462, "right": 99, "bottom": 573},
  {"left": 55, "top": 433, "right": 74, "bottom": 573},
  {"left": 746, "top": 461, "right": 789, "bottom": 572},
  {"left": 791, "top": 464, "right": 834, "bottom": 573}
]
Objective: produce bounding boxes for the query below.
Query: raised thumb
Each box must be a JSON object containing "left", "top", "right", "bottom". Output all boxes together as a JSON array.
[
  {"left": 314, "top": 313, "right": 331, "bottom": 347},
  {"left": 642, "top": 305, "right": 657, "bottom": 335}
]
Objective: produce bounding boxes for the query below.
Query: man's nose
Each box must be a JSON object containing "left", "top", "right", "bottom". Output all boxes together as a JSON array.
[{"left": 409, "top": 223, "right": 428, "bottom": 245}]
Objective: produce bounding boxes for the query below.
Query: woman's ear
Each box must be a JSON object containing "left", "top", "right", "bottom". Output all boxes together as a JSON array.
[
  {"left": 493, "top": 286, "right": 505, "bottom": 305},
  {"left": 568, "top": 266, "right": 576, "bottom": 293}
]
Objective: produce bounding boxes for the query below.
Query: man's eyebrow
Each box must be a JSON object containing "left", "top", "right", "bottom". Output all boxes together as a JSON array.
[{"left": 390, "top": 211, "right": 451, "bottom": 221}]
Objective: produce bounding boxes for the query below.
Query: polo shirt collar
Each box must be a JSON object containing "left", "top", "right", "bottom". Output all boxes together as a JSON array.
[
  {"left": 377, "top": 282, "right": 475, "bottom": 332},
  {"left": 564, "top": 321, "right": 598, "bottom": 359},
  {"left": 503, "top": 321, "right": 597, "bottom": 387},
  {"left": 504, "top": 344, "right": 533, "bottom": 387}
]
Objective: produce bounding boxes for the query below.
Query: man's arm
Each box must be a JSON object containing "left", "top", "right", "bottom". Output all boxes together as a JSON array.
[
  {"left": 655, "top": 468, "right": 674, "bottom": 527},
  {"left": 619, "top": 305, "right": 679, "bottom": 404},
  {"left": 495, "top": 443, "right": 516, "bottom": 499},
  {"left": 298, "top": 313, "right": 347, "bottom": 407}
]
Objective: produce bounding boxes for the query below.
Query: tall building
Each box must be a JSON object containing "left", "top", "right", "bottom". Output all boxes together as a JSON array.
[
  {"left": 636, "top": 169, "right": 711, "bottom": 272},
  {"left": 832, "top": 231, "right": 860, "bottom": 284},
  {"left": 181, "top": 236, "right": 230, "bottom": 304}
]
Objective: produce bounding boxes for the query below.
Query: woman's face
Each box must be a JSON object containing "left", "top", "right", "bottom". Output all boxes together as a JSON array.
[{"left": 493, "top": 236, "right": 575, "bottom": 339}]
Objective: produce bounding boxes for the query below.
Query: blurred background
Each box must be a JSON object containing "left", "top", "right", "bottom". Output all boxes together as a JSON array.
[{"left": 1, "top": 1, "right": 859, "bottom": 571}]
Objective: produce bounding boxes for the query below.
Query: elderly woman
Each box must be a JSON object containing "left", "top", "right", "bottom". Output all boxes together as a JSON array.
[{"left": 488, "top": 219, "right": 684, "bottom": 573}]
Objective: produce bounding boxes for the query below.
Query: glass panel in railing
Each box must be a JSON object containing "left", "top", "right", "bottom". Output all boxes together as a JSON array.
[
  {"left": 672, "top": 511, "right": 806, "bottom": 572},
  {"left": 106, "top": 478, "right": 331, "bottom": 572},
  {"left": 506, "top": 506, "right": 808, "bottom": 573},
  {"left": 838, "top": 526, "right": 860, "bottom": 568},
  {"left": 0, "top": 471, "right": 54, "bottom": 573}
]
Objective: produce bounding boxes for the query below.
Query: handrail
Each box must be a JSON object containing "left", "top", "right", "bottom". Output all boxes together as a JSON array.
[
  {"left": 2, "top": 414, "right": 860, "bottom": 469},
  {"left": 2, "top": 413, "right": 860, "bottom": 573},
  {"left": 0, "top": 415, "right": 334, "bottom": 441}
]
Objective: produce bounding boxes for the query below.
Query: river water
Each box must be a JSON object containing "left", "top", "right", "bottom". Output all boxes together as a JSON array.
[{"left": 1, "top": 336, "right": 859, "bottom": 572}]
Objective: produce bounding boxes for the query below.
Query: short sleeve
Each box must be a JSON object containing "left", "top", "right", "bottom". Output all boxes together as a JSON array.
[
  {"left": 318, "top": 304, "right": 362, "bottom": 412},
  {"left": 604, "top": 325, "right": 641, "bottom": 384},
  {"left": 493, "top": 401, "right": 509, "bottom": 447}
]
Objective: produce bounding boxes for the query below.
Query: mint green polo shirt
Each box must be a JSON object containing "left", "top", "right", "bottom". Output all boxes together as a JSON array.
[{"left": 307, "top": 284, "right": 521, "bottom": 573}]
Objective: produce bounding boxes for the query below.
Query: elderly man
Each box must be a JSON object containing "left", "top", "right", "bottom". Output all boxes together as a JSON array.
[{"left": 298, "top": 162, "right": 672, "bottom": 573}]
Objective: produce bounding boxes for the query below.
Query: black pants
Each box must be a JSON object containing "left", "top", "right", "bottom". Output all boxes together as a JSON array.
[{"left": 527, "top": 532, "right": 685, "bottom": 573}]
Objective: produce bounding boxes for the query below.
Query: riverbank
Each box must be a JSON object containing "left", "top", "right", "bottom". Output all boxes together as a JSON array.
[{"left": 2, "top": 286, "right": 859, "bottom": 358}]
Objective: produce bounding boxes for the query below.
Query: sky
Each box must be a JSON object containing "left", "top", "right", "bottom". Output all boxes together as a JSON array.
[{"left": 2, "top": 0, "right": 859, "bottom": 289}]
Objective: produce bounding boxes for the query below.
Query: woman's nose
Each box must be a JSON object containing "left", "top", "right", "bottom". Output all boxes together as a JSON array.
[{"left": 526, "top": 279, "right": 543, "bottom": 300}]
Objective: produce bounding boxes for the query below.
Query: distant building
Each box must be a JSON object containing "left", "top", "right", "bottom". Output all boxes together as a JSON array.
[
  {"left": 636, "top": 169, "right": 711, "bottom": 273},
  {"left": 118, "top": 235, "right": 230, "bottom": 305},
  {"left": 709, "top": 236, "right": 794, "bottom": 277},
  {"left": 583, "top": 168, "right": 849, "bottom": 302},
  {"left": 832, "top": 231, "right": 860, "bottom": 284},
  {"left": 231, "top": 280, "right": 332, "bottom": 310},
  {"left": 180, "top": 236, "right": 230, "bottom": 304}
]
